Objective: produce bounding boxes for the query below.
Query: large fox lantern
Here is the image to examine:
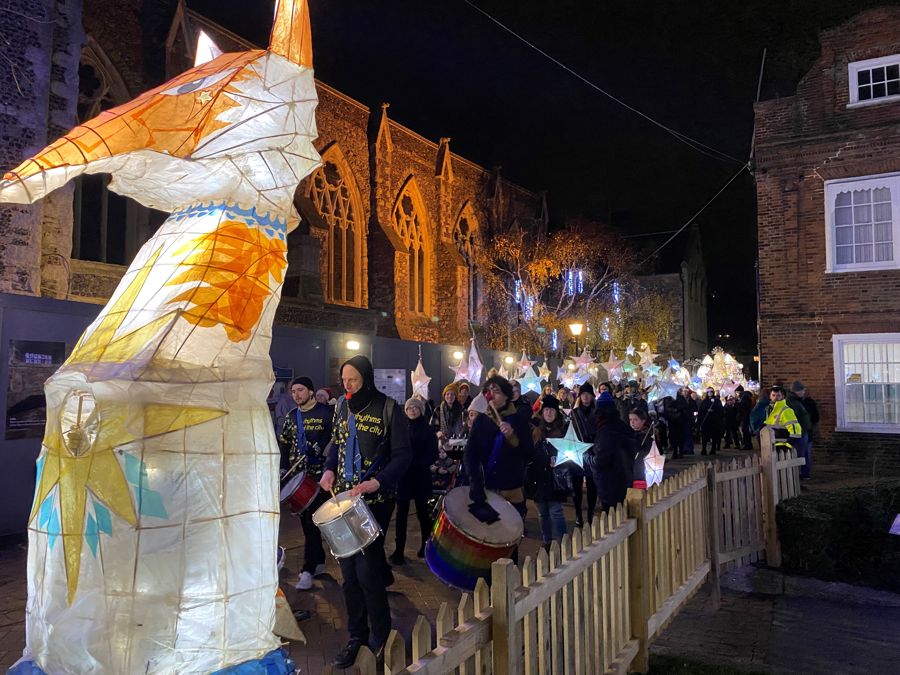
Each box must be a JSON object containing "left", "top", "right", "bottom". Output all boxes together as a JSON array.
[{"left": 0, "top": 1, "right": 320, "bottom": 673}]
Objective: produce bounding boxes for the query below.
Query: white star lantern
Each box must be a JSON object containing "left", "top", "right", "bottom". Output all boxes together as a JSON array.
[
  {"left": 548, "top": 422, "right": 593, "bottom": 468},
  {"left": 538, "top": 362, "right": 551, "bottom": 381},
  {"left": 515, "top": 350, "right": 535, "bottom": 378},
  {"left": 644, "top": 441, "right": 666, "bottom": 487},
  {"left": 517, "top": 368, "right": 544, "bottom": 394},
  {"left": 600, "top": 350, "right": 624, "bottom": 379},
  {"left": 467, "top": 338, "right": 484, "bottom": 386},
  {"left": 411, "top": 358, "right": 431, "bottom": 400},
  {"left": 573, "top": 348, "right": 595, "bottom": 371},
  {"left": 638, "top": 346, "right": 659, "bottom": 366},
  {"left": 498, "top": 365, "right": 510, "bottom": 380},
  {"left": 626, "top": 342, "right": 636, "bottom": 356},
  {"left": 450, "top": 355, "right": 469, "bottom": 382}
]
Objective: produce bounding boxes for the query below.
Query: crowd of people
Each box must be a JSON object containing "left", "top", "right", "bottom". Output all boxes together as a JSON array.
[{"left": 271, "top": 355, "right": 818, "bottom": 668}]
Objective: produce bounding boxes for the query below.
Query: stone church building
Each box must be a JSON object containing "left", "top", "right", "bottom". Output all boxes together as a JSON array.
[{"left": 0, "top": 0, "right": 546, "bottom": 345}]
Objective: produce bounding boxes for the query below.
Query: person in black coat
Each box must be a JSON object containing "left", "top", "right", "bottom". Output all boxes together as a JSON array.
[
  {"left": 526, "top": 396, "right": 569, "bottom": 547},
  {"left": 569, "top": 382, "right": 599, "bottom": 528},
  {"left": 698, "top": 387, "right": 725, "bottom": 455},
  {"left": 672, "top": 387, "right": 697, "bottom": 457},
  {"left": 723, "top": 395, "right": 739, "bottom": 448},
  {"left": 590, "top": 392, "right": 635, "bottom": 511},
  {"left": 390, "top": 397, "right": 439, "bottom": 565},
  {"left": 628, "top": 407, "right": 657, "bottom": 487},
  {"left": 735, "top": 385, "right": 754, "bottom": 450}
]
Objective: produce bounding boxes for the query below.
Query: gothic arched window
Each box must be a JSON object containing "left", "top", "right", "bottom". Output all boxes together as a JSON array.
[
  {"left": 453, "top": 205, "right": 479, "bottom": 321},
  {"left": 392, "top": 182, "right": 430, "bottom": 315},
  {"left": 307, "top": 148, "right": 365, "bottom": 306}
]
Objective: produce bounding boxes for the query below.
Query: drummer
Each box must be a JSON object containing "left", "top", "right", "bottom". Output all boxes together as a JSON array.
[
  {"left": 463, "top": 376, "right": 533, "bottom": 537},
  {"left": 278, "top": 376, "right": 333, "bottom": 591},
  {"left": 319, "top": 355, "right": 411, "bottom": 669}
]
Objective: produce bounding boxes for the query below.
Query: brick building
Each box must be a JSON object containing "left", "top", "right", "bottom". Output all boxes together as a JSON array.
[
  {"left": 0, "top": 0, "right": 545, "bottom": 345},
  {"left": 754, "top": 7, "right": 900, "bottom": 469}
]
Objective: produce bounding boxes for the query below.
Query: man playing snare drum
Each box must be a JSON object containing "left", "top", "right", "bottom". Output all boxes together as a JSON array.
[
  {"left": 320, "top": 355, "right": 411, "bottom": 669},
  {"left": 279, "top": 376, "right": 334, "bottom": 591}
]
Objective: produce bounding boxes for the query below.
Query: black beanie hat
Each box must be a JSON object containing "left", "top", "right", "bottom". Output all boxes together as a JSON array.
[
  {"left": 580, "top": 382, "right": 595, "bottom": 396},
  {"left": 540, "top": 395, "right": 561, "bottom": 412},
  {"left": 291, "top": 376, "right": 314, "bottom": 392}
]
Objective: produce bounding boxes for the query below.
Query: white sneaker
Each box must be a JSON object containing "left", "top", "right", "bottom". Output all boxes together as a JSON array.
[
  {"left": 313, "top": 563, "right": 327, "bottom": 577},
  {"left": 296, "top": 571, "right": 313, "bottom": 591}
]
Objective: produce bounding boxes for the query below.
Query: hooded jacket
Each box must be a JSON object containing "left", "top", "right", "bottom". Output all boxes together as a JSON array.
[
  {"left": 324, "top": 355, "right": 412, "bottom": 499},
  {"left": 591, "top": 408, "right": 635, "bottom": 509}
]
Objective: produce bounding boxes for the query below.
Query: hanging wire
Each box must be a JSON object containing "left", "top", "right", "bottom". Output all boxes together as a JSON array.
[
  {"left": 461, "top": 0, "right": 745, "bottom": 165},
  {"left": 638, "top": 163, "right": 751, "bottom": 267}
]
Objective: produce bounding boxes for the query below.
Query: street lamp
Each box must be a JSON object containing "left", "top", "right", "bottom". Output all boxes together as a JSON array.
[{"left": 568, "top": 322, "right": 584, "bottom": 354}]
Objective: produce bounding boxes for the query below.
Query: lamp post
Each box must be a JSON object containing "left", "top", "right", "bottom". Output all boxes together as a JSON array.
[{"left": 568, "top": 322, "right": 584, "bottom": 355}]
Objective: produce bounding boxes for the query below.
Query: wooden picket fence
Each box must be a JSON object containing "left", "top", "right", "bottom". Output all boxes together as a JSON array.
[{"left": 336, "top": 428, "right": 804, "bottom": 675}]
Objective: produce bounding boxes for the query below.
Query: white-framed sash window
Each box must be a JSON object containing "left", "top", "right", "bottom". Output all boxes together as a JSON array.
[
  {"left": 848, "top": 54, "right": 900, "bottom": 107},
  {"left": 833, "top": 333, "right": 900, "bottom": 434}
]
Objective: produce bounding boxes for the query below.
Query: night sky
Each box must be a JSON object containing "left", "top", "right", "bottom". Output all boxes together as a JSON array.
[{"left": 189, "top": 0, "right": 900, "bottom": 354}]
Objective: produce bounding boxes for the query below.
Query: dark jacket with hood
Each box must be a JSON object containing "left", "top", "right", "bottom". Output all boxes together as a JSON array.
[
  {"left": 465, "top": 400, "right": 534, "bottom": 496},
  {"left": 526, "top": 413, "right": 568, "bottom": 502},
  {"left": 325, "top": 355, "right": 412, "bottom": 501},
  {"left": 591, "top": 407, "right": 636, "bottom": 509}
]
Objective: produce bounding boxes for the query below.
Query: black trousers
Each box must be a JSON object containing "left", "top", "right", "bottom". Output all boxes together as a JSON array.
[
  {"left": 299, "top": 490, "right": 330, "bottom": 573},
  {"left": 740, "top": 420, "right": 753, "bottom": 449},
  {"left": 724, "top": 426, "right": 739, "bottom": 447},
  {"left": 701, "top": 432, "right": 723, "bottom": 454},
  {"left": 338, "top": 498, "right": 395, "bottom": 646},
  {"left": 394, "top": 495, "right": 432, "bottom": 553},
  {"left": 571, "top": 470, "right": 597, "bottom": 525}
]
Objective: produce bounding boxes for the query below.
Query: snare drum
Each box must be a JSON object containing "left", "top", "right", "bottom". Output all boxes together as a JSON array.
[
  {"left": 312, "top": 490, "right": 382, "bottom": 558},
  {"left": 425, "top": 487, "right": 523, "bottom": 590},
  {"left": 280, "top": 472, "right": 321, "bottom": 514}
]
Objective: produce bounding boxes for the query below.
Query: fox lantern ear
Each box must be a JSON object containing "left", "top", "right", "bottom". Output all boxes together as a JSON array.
[
  {"left": 269, "top": 0, "right": 313, "bottom": 67},
  {"left": 194, "top": 30, "right": 223, "bottom": 67}
]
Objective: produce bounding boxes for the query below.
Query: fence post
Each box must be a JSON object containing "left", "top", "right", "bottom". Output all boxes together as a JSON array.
[
  {"left": 491, "top": 558, "right": 520, "bottom": 675},
  {"left": 706, "top": 463, "right": 721, "bottom": 610},
  {"left": 759, "top": 427, "right": 782, "bottom": 567},
  {"left": 626, "top": 487, "right": 650, "bottom": 674}
]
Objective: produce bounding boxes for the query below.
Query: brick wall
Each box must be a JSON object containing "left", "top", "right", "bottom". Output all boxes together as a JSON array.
[{"left": 754, "top": 7, "right": 900, "bottom": 473}]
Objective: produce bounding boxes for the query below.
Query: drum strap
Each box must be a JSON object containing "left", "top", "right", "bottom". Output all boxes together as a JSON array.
[
  {"left": 485, "top": 430, "right": 505, "bottom": 475},
  {"left": 294, "top": 408, "right": 308, "bottom": 460},
  {"left": 344, "top": 410, "right": 363, "bottom": 482}
]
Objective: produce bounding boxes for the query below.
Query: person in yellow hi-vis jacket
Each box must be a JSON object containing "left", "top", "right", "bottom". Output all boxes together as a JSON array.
[{"left": 763, "top": 385, "right": 802, "bottom": 448}]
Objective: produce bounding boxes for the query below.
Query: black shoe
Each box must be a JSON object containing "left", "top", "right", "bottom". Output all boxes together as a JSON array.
[
  {"left": 333, "top": 639, "right": 364, "bottom": 669},
  {"left": 372, "top": 639, "right": 388, "bottom": 666},
  {"left": 388, "top": 550, "right": 406, "bottom": 566},
  {"left": 416, "top": 545, "right": 425, "bottom": 559},
  {"left": 574, "top": 519, "right": 584, "bottom": 529},
  {"left": 292, "top": 608, "right": 314, "bottom": 621}
]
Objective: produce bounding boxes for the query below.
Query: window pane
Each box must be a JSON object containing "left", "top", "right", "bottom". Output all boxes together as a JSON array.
[
  {"left": 856, "top": 244, "right": 873, "bottom": 262},
  {"left": 408, "top": 247, "right": 416, "bottom": 311},
  {"left": 417, "top": 247, "right": 425, "bottom": 313},
  {"left": 875, "top": 202, "right": 892, "bottom": 222},
  {"left": 836, "top": 226, "right": 853, "bottom": 245},
  {"left": 854, "top": 204, "right": 872, "bottom": 222},
  {"left": 346, "top": 228, "right": 355, "bottom": 303},
  {"left": 873, "top": 67, "right": 886, "bottom": 83},
  {"left": 874, "top": 186, "right": 891, "bottom": 202},
  {"left": 835, "top": 205, "right": 853, "bottom": 226},
  {"left": 874, "top": 82, "right": 887, "bottom": 98},
  {"left": 859, "top": 70, "right": 871, "bottom": 85},
  {"left": 856, "top": 223, "right": 873, "bottom": 243},
  {"left": 876, "top": 242, "right": 893, "bottom": 262},
  {"left": 836, "top": 245, "right": 854, "bottom": 264},
  {"left": 835, "top": 191, "right": 852, "bottom": 207},
  {"left": 890, "top": 80, "right": 900, "bottom": 96},
  {"left": 860, "top": 85, "right": 873, "bottom": 100},
  {"left": 333, "top": 227, "right": 343, "bottom": 302},
  {"left": 875, "top": 221, "right": 892, "bottom": 242}
]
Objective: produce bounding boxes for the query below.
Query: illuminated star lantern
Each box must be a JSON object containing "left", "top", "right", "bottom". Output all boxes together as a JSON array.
[
  {"left": 574, "top": 348, "right": 594, "bottom": 371},
  {"left": 626, "top": 342, "right": 636, "bottom": 356},
  {"left": 467, "top": 338, "right": 485, "bottom": 386},
  {"left": 644, "top": 441, "right": 666, "bottom": 487},
  {"left": 538, "top": 362, "right": 552, "bottom": 381},
  {"left": 498, "top": 364, "right": 510, "bottom": 380},
  {"left": 621, "top": 358, "right": 637, "bottom": 373},
  {"left": 515, "top": 350, "right": 535, "bottom": 378},
  {"left": 549, "top": 422, "right": 593, "bottom": 468},
  {"left": 600, "top": 350, "right": 624, "bottom": 379},
  {"left": 518, "top": 368, "right": 544, "bottom": 394},
  {"left": 450, "top": 356, "right": 470, "bottom": 383},
  {"left": 668, "top": 357, "right": 681, "bottom": 371},
  {"left": 644, "top": 364, "right": 662, "bottom": 376},
  {"left": 411, "top": 358, "right": 431, "bottom": 400},
  {"left": 638, "top": 346, "right": 659, "bottom": 366}
]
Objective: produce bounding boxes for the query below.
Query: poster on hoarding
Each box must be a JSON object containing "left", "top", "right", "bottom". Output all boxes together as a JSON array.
[
  {"left": 374, "top": 368, "right": 407, "bottom": 406},
  {"left": 6, "top": 340, "right": 66, "bottom": 440}
]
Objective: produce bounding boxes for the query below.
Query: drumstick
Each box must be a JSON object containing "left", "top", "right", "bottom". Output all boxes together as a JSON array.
[
  {"left": 285, "top": 456, "right": 305, "bottom": 477},
  {"left": 487, "top": 401, "right": 503, "bottom": 425}
]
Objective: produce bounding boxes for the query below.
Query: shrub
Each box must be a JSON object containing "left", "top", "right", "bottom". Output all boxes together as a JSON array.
[{"left": 777, "top": 479, "right": 900, "bottom": 592}]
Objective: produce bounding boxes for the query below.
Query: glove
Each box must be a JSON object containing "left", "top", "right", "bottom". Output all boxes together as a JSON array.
[{"left": 468, "top": 500, "right": 500, "bottom": 525}]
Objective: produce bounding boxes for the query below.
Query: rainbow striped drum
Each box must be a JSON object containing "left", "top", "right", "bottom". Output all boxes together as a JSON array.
[{"left": 425, "top": 487, "right": 523, "bottom": 591}]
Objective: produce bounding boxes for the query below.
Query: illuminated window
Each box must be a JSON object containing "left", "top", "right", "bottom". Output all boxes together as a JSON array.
[
  {"left": 834, "top": 333, "right": 900, "bottom": 433},
  {"left": 393, "top": 185, "right": 429, "bottom": 314},
  {"left": 307, "top": 149, "right": 365, "bottom": 306},
  {"left": 453, "top": 206, "right": 480, "bottom": 321},
  {"left": 825, "top": 173, "right": 900, "bottom": 272}
]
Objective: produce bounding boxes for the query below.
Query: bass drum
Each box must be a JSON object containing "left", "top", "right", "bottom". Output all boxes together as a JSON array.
[{"left": 425, "top": 487, "right": 523, "bottom": 591}]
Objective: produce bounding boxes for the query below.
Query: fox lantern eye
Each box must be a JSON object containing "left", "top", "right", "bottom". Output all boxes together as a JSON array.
[{"left": 162, "top": 69, "right": 235, "bottom": 97}]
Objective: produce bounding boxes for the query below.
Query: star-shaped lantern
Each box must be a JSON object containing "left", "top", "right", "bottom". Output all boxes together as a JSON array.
[
  {"left": 517, "top": 369, "right": 544, "bottom": 395},
  {"left": 467, "top": 338, "right": 484, "bottom": 386},
  {"left": 573, "top": 348, "right": 594, "bottom": 371},
  {"left": 638, "top": 346, "right": 659, "bottom": 367},
  {"left": 498, "top": 364, "right": 510, "bottom": 380},
  {"left": 450, "top": 355, "right": 469, "bottom": 382},
  {"left": 538, "top": 362, "right": 551, "bottom": 381},
  {"left": 411, "top": 358, "right": 431, "bottom": 400},
  {"left": 549, "top": 422, "right": 593, "bottom": 468},
  {"left": 515, "top": 350, "right": 535, "bottom": 378},
  {"left": 644, "top": 441, "right": 666, "bottom": 487},
  {"left": 600, "top": 350, "right": 624, "bottom": 378},
  {"left": 626, "top": 342, "right": 636, "bottom": 356}
]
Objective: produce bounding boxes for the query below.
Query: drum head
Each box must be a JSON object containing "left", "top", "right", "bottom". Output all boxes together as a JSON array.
[
  {"left": 279, "top": 473, "right": 304, "bottom": 502},
  {"left": 312, "top": 489, "right": 357, "bottom": 526},
  {"left": 442, "top": 487, "right": 523, "bottom": 546}
]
